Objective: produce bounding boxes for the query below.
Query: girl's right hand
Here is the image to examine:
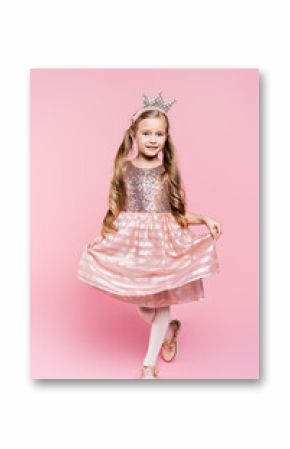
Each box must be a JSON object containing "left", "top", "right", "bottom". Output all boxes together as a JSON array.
[{"left": 87, "top": 234, "right": 104, "bottom": 249}]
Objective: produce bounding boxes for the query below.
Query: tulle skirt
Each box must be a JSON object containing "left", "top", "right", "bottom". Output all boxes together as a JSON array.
[{"left": 77, "top": 211, "right": 220, "bottom": 308}]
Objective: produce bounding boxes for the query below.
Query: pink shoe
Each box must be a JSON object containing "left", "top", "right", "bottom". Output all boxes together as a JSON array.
[
  {"left": 140, "top": 365, "right": 159, "bottom": 379},
  {"left": 160, "top": 320, "right": 181, "bottom": 363}
]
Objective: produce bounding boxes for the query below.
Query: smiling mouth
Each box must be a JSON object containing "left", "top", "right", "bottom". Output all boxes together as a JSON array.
[{"left": 146, "top": 146, "right": 158, "bottom": 149}]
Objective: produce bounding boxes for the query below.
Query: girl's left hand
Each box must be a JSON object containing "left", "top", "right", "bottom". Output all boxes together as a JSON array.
[{"left": 204, "top": 216, "right": 223, "bottom": 240}]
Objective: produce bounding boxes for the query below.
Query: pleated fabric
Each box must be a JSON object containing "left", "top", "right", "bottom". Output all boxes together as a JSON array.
[{"left": 77, "top": 210, "right": 220, "bottom": 308}]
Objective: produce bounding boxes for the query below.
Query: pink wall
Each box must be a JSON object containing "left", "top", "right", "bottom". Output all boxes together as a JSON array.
[{"left": 30, "top": 69, "right": 259, "bottom": 379}]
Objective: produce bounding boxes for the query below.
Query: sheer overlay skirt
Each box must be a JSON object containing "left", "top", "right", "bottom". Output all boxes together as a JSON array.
[{"left": 77, "top": 211, "right": 220, "bottom": 308}]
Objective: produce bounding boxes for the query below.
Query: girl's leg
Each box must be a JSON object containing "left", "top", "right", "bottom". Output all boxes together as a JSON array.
[
  {"left": 136, "top": 306, "right": 156, "bottom": 324},
  {"left": 142, "top": 306, "right": 171, "bottom": 367},
  {"left": 137, "top": 305, "right": 175, "bottom": 340}
]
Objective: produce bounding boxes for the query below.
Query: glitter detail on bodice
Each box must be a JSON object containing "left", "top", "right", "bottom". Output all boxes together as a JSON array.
[{"left": 121, "top": 160, "right": 171, "bottom": 213}]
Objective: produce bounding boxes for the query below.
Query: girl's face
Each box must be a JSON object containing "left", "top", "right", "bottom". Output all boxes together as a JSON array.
[{"left": 133, "top": 117, "right": 167, "bottom": 159}]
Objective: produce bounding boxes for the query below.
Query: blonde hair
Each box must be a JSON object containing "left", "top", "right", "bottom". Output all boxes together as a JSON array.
[{"left": 100, "top": 109, "right": 189, "bottom": 237}]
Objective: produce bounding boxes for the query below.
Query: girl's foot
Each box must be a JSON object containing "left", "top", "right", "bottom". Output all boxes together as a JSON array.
[
  {"left": 160, "top": 320, "right": 181, "bottom": 363},
  {"left": 140, "top": 365, "right": 159, "bottom": 379}
]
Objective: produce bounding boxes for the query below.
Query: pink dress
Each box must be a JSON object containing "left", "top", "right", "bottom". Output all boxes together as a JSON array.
[{"left": 77, "top": 160, "right": 220, "bottom": 308}]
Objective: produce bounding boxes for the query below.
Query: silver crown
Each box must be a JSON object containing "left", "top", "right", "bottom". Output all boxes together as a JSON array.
[{"left": 131, "top": 91, "right": 176, "bottom": 123}]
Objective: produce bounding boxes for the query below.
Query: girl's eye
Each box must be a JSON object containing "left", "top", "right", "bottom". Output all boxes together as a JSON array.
[{"left": 143, "top": 133, "right": 164, "bottom": 136}]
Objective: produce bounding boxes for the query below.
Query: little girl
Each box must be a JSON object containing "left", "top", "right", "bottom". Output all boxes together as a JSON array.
[{"left": 77, "top": 91, "right": 222, "bottom": 379}]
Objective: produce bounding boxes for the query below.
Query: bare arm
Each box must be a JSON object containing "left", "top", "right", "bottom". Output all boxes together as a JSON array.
[
  {"left": 185, "top": 211, "right": 223, "bottom": 240},
  {"left": 185, "top": 211, "right": 208, "bottom": 225}
]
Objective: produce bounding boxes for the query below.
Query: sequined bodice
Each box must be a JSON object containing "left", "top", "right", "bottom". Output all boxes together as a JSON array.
[{"left": 121, "top": 161, "right": 171, "bottom": 213}]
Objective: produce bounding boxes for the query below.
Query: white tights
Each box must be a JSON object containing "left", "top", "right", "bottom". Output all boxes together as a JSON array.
[{"left": 142, "top": 306, "right": 174, "bottom": 367}]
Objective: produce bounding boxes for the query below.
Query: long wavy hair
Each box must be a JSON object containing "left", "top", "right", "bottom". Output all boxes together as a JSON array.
[{"left": 100, "top": 109, "right": 189, "bottom": 237}]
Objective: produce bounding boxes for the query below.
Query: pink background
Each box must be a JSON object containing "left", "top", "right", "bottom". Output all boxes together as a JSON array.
[{"left": 30, "top": 69, "right": 259, "bottom": 379}]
